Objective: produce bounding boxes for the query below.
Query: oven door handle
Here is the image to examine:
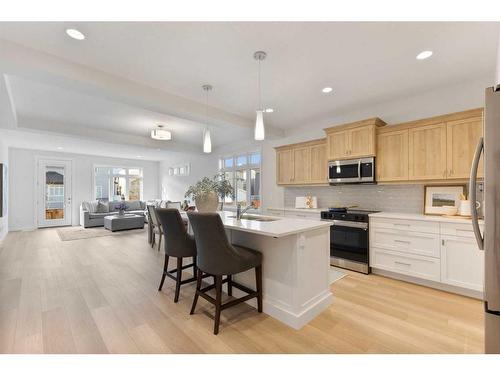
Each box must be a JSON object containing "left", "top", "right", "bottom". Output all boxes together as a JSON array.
[
  {"left": 358, "top": 159, "right": 362, "bottom": 180},
  {"left": 332, "top": 220, "right": 368, "bottom": 229}
]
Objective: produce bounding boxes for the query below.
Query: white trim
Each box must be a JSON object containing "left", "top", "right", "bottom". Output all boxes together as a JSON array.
[{"left": 34, "top": 155, "right": 75, "bottom": 228}]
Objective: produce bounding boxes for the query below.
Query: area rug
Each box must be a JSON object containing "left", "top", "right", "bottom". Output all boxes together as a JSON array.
[
  {"left": 329, "top": 267, "right": 347, "bottom": 284},
  {"left": 57, "top": 226, "right": 146, "bottom": 241}
]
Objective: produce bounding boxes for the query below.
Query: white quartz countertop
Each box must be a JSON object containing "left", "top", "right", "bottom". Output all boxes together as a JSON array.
[
  {"left": 266, "top": 207, "right": 327, "bottom": 214},
  {"left": 216, "top": 211, "right": 332, "bottom": 238},
  {"left": 369, "top": 211, "right": 484, "bottom": 224}
]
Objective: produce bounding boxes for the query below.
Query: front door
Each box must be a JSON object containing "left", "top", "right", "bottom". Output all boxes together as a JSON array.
[{"left": 37, "top": 159, "right": 72, "bottom": 228}]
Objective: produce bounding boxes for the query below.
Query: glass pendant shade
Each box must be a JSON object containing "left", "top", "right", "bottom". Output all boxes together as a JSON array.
[
  {"left": 203, "top": 128, "right": 212, "bottom": 153},
  {"left": 254, "top": 110, "right": 265, "bottom": 141}
]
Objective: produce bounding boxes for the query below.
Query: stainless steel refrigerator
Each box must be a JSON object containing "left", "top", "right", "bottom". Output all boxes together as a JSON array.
[{"left": 470, "top": 86, "right": 500, "bottom": 353}]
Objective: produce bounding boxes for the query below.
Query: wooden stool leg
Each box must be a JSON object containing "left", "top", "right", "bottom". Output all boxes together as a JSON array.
[
  {"left": 158, "top": 255, "right": 169, "bottom": 291},
  {"left": 227, "top": 275, "right": 233, "bottom": 297},
  {"left": 157, "top": 232, "right": 162, "bottom": 252},
  {"left": 174, "top": 257, "right": 182, "bottom": 303},
  {"left": 190, "top": 269, "right": 202, "bottom": 315},
  {"left": 214, "top": 275, "right": 223, "bottom": 335},
  {"left": 255, "top": 265, "right": 263, "bottom": 313},
  {"left": 192, "top": 257, "right": 197, "bottom": 276}
]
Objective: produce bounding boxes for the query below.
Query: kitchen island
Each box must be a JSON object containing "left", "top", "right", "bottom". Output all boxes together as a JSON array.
[{"left": 185, "top": 211, "right": 333, "bottom": 329}]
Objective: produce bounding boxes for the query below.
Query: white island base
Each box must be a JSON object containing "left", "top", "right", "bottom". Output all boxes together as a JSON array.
[{"left": 225, "top": 226, "right": 332, "bottom": 330}]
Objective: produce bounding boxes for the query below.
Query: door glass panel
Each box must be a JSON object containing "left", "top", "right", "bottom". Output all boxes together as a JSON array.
[
  {"left": 45, "top": 166, "right": 65, "bottom": 220},
  {"left": 250, "top": 168, "right": 261, "bottom": 208},
  {"left": 112, "top": 176, "right": 127, "bottom": 201},
  {"left": 128, "top": 177, "right": 142, "bottom": 200},
  {"left": 95, "top": 173, "right": 110, "bottom": 202},
  {"left": 235, "top": 170, "right": 247, "bottom": 206}
]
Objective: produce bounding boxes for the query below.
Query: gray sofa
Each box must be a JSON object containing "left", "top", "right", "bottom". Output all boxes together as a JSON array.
[{"left": 80, "top": 200, "right": 147, "bottom": 228}]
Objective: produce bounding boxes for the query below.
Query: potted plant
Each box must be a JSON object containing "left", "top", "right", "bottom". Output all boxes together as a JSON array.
[{"left": 185, "top": 174, "right": 234, "bottom": 212}]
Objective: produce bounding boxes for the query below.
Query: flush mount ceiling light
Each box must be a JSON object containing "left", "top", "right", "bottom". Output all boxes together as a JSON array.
[
  {"left": 151, "top": 125, "right": 172, "bottom": 141},
  {"left": 416, "top": 50, "right": 433, "bottom": 60},
  {"left": 322, "top": 87, "right": 333, "bottom": 94},
  {"left": 202, "top": 84, "right": 213, "bottom": 154},
  {"left": 65, "top": 28, "right": 85, "bottom": 40},
  {"left": 265, "top": 108, "right": 274, "bottom": 113},
  {"left": 254, "top": 51, "right": 267, "bottom": 141}
]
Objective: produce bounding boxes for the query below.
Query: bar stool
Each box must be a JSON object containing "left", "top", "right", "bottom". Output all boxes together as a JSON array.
[
  {"left": 156, "top": 208, "right": 197, "bottom": 302},
  {"left": 187, "top": 212, "right": 263, "bottom": 335},
  {"left": 147, "top": 205, "right": 163, "bottom": 251}
]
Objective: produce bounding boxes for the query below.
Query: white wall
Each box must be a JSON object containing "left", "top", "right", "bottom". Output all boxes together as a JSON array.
[
  {"left": 0, "top": 137, "right": 8, "bottom": 241},
  {"left": 8, "top": 148, "right": 160, "bottom": 231},
  {"left": 159, "top": 152, "right": 218, "bottom": 203}
]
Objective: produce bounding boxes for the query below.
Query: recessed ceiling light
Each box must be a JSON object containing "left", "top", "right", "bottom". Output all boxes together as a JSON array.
[
  {"left": 265, "top": 108, "right": 274, "bottom": 113},
  {"left": 322, "top": 87, "right": 333, "bottom": 94},
  {"left": 66, "top": 28, "right": 85, "bottom": 40},
  {"left": 136, "top": 155, "right": 143, "bottom": 158},
  {"left": 57, "top": 147, "right": 64, "bottom": 150},
  {"left": 416, "top": 50, "right": 433, "bottom": 60}
]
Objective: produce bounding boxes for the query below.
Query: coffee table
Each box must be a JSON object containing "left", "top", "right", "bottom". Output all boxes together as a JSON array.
[{"left": 104, "top": 214, "right": 145, "bottom": 232}]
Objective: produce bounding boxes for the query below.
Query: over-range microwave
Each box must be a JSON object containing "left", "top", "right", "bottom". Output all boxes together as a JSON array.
[{"left": 328, "top": 157, "right": 375, "bottom": 184}]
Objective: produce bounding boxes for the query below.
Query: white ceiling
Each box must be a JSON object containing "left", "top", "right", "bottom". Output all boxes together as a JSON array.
[
  {"left": 5, "top": 74, "right": 247, "bottom": 148},
  {"left": 0, "top": 21, "right": 498, "bottom": 159}
]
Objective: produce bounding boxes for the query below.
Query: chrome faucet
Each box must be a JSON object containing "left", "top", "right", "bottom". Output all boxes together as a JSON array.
[{"left": 236, "top": 202, "right": 254, "bottom": 220}]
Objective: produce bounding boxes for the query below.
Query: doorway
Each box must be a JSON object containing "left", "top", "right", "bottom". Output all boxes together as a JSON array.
[{"left": 37, "top": 158, "right": 73, "bottom": 228}]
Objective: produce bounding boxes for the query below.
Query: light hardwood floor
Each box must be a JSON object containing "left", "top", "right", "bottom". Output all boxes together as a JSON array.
[{"left": 0, "top": 227, "right": 484, "bottom": 354}]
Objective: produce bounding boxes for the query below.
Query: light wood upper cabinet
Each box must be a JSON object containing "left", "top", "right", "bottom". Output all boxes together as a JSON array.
[
  {"left": 275, "top": 139, "right": 327, "bottom": 186},
  {"left": 276, "top": 149, "right": 294, "bottom": 185},
  {"left": 408, "top": 123, "right": 447, "bottom": 180},
  {"left": 292, "top": 147, "right": 311, "bottom": 184},
  {"left": 446, "top": 116, "right": 483, "bottom": 179},
  {"left": 310, "top": 143, "right": 327, "bottom": 183},
  {"left": 327, "top": 130, "right": 349, "bottom": 160},
  {"left": 376, "top": 129, "right": 409, "bottom": 182},
  {"left": 349, "top": 125, "right": 375, "bottom": 158},
  {"left": 324, "top": 118, "right": 386, "bottom": 161}
]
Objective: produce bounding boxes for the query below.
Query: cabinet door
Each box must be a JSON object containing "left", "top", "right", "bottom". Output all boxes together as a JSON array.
[
  {"left": 327, "top": 131, "right": 349, "bottom": 160},
  {"left": 376, "top": 129, "right": 409, "bottom": 181},
  {"left": 292, "top": 147, "right": 310, "bottom": 184},
  {"left": 309, "top": 143, "right": 327, "bottom": 183},
  {"left": 440, "top": 236, "right": 484, "bottom": 291},
  {"left": 276, "top": 149, "right": 294, "bottom": 185},
  {"left": 446, "top": 117, "right": 483, "bottom": 179},
  {"left": 408, "top": 123, "right": 447, "bottom": 180},
  {"left": 349, "top": 125, "right": 375, "bottom": 158}
]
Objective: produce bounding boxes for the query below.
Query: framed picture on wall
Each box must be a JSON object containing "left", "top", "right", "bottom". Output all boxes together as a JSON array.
[{"left": 424, "top": 184, "right": 466, "bottom": 215}]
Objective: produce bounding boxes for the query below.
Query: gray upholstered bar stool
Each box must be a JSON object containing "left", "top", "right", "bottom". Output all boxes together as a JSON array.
[
  {"left": 187, "top": 212, "right": 263, "bottom": 335},
  {"left": 156, "top": 208, "right": 197, "bottom": 303}
]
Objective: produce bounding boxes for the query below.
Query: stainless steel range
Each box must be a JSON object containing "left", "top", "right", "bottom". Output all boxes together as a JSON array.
[{"left": 320, "top": 208, "right": 378, "bottom": 274}]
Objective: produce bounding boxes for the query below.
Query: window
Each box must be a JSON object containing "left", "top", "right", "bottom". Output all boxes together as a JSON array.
[
  {"left": 94, "top": 166, "right": 143, "bottom": 201},
  {"left": 219, "top": 151, "right": 261, "bottom": 209}
]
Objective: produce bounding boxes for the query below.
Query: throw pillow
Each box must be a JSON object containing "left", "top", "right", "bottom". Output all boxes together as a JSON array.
[{"left": 96, "top": 201, "right": 109, "bottom": 213}]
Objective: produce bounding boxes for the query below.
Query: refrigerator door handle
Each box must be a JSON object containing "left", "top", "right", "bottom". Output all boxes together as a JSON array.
[{"left": 469, "top": 136, "right": 484, "bottom": 250}]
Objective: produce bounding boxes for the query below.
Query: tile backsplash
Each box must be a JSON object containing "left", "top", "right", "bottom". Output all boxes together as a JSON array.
[
  {"left": 284, "top": 184, "right": 425, "bottom": 213},
  {"left": 284, "top": 183, "right": 484, "bottom": 215}
]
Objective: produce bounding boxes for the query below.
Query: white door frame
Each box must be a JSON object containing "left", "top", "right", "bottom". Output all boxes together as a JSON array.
[{"left": 35, "top": 157, "right": 74, "bottom": 228}]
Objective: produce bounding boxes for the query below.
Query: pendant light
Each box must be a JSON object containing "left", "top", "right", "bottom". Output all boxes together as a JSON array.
[
  {"left": 254, "top": 51, "right": 267, "bottom": 141},
  {"left": 202, "top": 84, "right": 212, "bottom": 153}
]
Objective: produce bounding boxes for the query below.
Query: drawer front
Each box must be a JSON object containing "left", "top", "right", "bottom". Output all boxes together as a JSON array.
[
  {"left": 371, "top": 248, "right": 441, "bottom": 281},
  {"left": 371, "top": 228, "right": 440, "bottom": 258},
  {"left": 370, "top": 218, "right": 439, "bottom": 234},
  {"left": 440, "top": 222, "right": 484, "bottom": 238},
  {"left": 285, "top": 211, "right": 321, "bottom": 221},
  {"left": 266, "top": 209, "right": 285, "bottom": 217}
]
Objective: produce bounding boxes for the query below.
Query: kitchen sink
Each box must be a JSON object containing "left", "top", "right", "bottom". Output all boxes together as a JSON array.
[{"left": 228, "top": 215, "right": 279, "bottom": 222}]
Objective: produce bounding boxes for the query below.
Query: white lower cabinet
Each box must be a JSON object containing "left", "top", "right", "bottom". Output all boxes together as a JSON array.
[
  {"left": 370, "top": 216, "right": 484, "bottom": 296},
  {"left": 371, "top": 247, "right": 441, "bottom": 281},
  {"left": 440, "top": 235, "right": 484, "bottom": 292}
]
